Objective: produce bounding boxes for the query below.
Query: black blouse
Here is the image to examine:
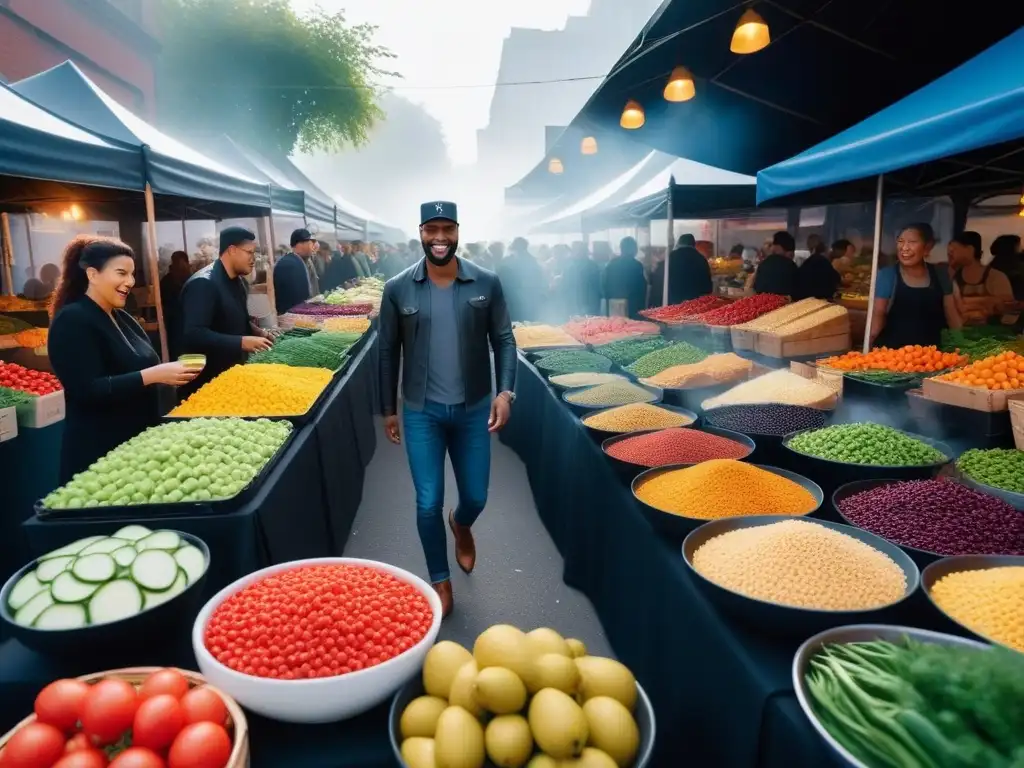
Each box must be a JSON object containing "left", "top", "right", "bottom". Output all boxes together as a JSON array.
[{"left": 49, "top": 297, "right": 161, "bottom": 483}]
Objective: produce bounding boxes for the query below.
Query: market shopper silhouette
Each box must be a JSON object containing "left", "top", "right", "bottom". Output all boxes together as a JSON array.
[{"left": 377, "top": 201, "right": 517, "bottom": 618}]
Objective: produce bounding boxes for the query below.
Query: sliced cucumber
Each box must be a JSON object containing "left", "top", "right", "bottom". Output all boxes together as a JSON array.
[
  {"left": 112, "top": 525, "right": 152, "bottom": 542},
  {"left": 51, "top": 571, "right": 101, "bottom": 603},
  {"left": 130, "top": 550, "right": 178, "bottom": 592},
  {"left": 136, "top": 531, "right": 181, "bottom": 552},
  {"left": 79, "top": 537, "right": 128, "bottom": 556},
  {"left": 88, "top": 579, "right": 143, "bottom": 625},
  {"left": 7, "top": 571, "right": 44, "bottom": 611},
  {"left": 112, "top": 546, "right": 138, "bottom": 568},
  {"left": 72, "top": 553, "right": 116, "bottom": 584},
  {"left": 36, "top": 556, "right": 74, "bottom": 583},
  {"left": 143, "top": 570, "right": 187, "bottom": 610},
  {"left": 34, "top": 603, "right": 88, "bottom": 630},
  {"left": 38, "top": 535, "right": 105, "bottom": 561},
  {"left": 173, "top": 546, "right": 206, "bottom": 585},
  {"left": 15, "top": 590, "right": 54, "bottom": 627}
]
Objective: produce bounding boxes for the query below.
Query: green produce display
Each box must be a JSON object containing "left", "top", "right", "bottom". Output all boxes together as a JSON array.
[
  {"left": 42, "top": 418, "right": 292, "bottom": 509},
  {"left": 5, "top": 525, "right": 207, "bottom": 629},
  {"left": 323, "top": 276, "right": 385, "bottom": 306},
  {"left": 626, "top": 342, "right": 708, "bottom": 378},
  {"left": 0, "top": 385, "right": 34, "bottom": 408},
  {"left": 535, "top": 350, "right": 614, "bottom": 375},
  {"left": 593, "top": 336, "right": 669, "bottom": 366},
  {"left": 787, "top": 423, "right": 947, "bottom": 466},
  {"left": 957, "top": 448, "right": 1024, "bottom": 494},
  {"left": 805, "top": 638, "right": 1024, "bottom": 768},
  {"left": 941, "top": 326, "right": 1024, "bottom": 361},
  {"left": 248, "top": 330, "right": 362, "bottom": 369}
]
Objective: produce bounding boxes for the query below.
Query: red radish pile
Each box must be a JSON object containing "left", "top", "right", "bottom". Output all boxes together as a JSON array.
[
  {"left": 0, "top": 361, "right": 62, "bottom": 396},
  {"left": 288, "top": 303, "right": 373, "bottom": 317},
  {"left": 204, "top": 564, "right": 433, "bottom": 680},
  {"left": 640, "top": 296, "right": 725, "bottom": 324},
  {"left": 692, "top": 294, "right": 788, "bottom": 327},
  {"left": 561, "top": 316, "right": 660, "bottom": 345},
  {"left": 605, "top": 427, "right": 751, "bottom": 467},
  {"left": 0, "top": 668, "right": 233, "bottom": 768}
]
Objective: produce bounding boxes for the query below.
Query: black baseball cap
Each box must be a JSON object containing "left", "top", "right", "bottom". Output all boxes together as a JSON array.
[
  {"left": 421, "top": 201, "right": 458, "bottom": 225},
  {"left": 290, "top": 228, "right": 315, "bottom": 248},
  {"left": 219, "top": 226, "right": 255, "bottom": 255}
]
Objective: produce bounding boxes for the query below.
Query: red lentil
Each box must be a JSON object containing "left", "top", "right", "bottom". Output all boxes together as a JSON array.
[
  {"left": 203, "top": 564, "right": 433, "bottom": 680},
  {"left": 606, "top": 427, "right": 750, "bottom": 467}
]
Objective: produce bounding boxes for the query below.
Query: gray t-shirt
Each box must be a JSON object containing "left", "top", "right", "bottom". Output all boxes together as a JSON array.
[{"left": 425, "top": 280, "right": 465, "bottom": 405}]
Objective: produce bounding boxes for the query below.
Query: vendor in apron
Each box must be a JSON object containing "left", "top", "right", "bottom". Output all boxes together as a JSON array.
[
  {"left": 868, "top": 223, "right": 962, "bottom": 349},
  {"left": 948, "top": 231, "right": 1019, "bottom": 327}
]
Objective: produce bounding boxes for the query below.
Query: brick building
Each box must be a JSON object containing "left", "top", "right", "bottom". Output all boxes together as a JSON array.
[{"left": 0, "top": 0, "right": 160, "bottom": 117}]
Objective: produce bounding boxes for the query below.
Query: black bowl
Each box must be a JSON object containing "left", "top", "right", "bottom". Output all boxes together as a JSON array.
[
  {"left": 682, "top": 515, "right": 920, "bottom": 639},
  {"left": 388, "top": 675, "right": 657, "bottom": 768},
  {"left": 703, "top": 404, "right": 834, "bottom": 468},
  {"left": 602, "top": 426, "right": 756, "bottom": 483},
  {"left": 562, "top": 382, "right": 663, "bottom": 415},
  {"left": 921, "top": 554, "right": 1024, "bottom": 650},
  {"left": 580, "top": 404, "right": 698, "bottom": 441},
  {"left": 957, "top": 471, "right": 1024, "bottom": 511},
  {"left": 633, "top": 463, "right": 823, "bottom": 539},
  {"left": 0, "top": 531, "right": 210, "bottom": 658}
]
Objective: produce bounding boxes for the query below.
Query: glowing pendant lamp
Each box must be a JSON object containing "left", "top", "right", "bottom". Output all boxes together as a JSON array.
[
  {"left": 663, "top": 66, "right": 696, "bottom": 102},
  {"left": 581, "top": 136, "right": 598, "bottom": 155},
  {"left": 548, "top": 157, "right": 564, "bottom": 174},
  {"left": 730, "top": 8, "right": 770, "bottom": 54},
  {"left": 620, "top": 100, "right": 645, "bottom": 130}
]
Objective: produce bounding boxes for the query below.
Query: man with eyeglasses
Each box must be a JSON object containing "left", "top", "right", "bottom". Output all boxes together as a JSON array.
[{"left": 179, "top": 226, "right": 273, "bottom": 398}]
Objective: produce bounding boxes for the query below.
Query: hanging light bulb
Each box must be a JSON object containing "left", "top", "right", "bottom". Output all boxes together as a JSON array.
[
  {"left": 663, "top": 66, "right": 696, "bottom": 102},
  {"left": 581, "top": 136, "right": 598, "bottom": 155},
  {"left": 1018, "top": 193, "right": 1024, "bottom": 217},
  {"left": 620, "top": 100, "right": 645, "bottom": 130},
  {"left": 730, "top": 8, "right": 770, "bottom": 54},
  {"left": 548, "top": 157, "right": 564, "bottom": 174}
]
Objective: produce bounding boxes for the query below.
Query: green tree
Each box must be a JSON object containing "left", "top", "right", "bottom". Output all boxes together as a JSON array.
[{"left": 158, "top": 0, "right": 395, "bottom": 155}]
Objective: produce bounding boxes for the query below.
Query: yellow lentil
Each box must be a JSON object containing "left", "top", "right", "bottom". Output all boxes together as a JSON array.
[
  {"left": 582, "top": 403, "right": 695, "bottom": 432},
  {"left": 702, "top": 369, "right": 836, "bottom": 410},
  {"left": 733, "top": 299, "right": 829, "bottom": 332},
  {"left": 693, "top": 519, "right": 907, "bottom": 610},
  {"left": 635, "top": 459, "right": 817, "bottom": 519},
  {"left": 169, "top": 363, "right": 331, "bottom": 417},
  {"left": 322, "top": 316, "right": 371, "bottom": 334},
  {"left": 641, "top": 353, "right": 752, "bottom": 388},
  {"left": 549, "top": 372, "right": 628, "bottom": 388},
  {"left": 930, "top": 567, "right": 1024, "bottom": 652},
  {"left": 513, "top": 324, "right": 582, "bottom": 349},
  {"left": 565, "top": 381, "right": 657, "bottom": 407}
]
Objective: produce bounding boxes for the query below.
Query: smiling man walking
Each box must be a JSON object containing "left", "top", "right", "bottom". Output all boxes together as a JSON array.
[{"left": 378, "top": 201, "right": 517, "bottom": 617}]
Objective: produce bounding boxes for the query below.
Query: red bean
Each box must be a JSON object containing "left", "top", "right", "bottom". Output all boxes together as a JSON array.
[{"left": 606, "top": 427, "right": 750, "bottom": 467}]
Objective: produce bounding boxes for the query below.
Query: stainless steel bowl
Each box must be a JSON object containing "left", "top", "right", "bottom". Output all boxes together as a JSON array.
[{"left": 792, "top": 624, "right": 990, "bottom": 768}]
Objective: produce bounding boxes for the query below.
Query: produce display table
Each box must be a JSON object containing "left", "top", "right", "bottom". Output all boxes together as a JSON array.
[{"left": 500, "top": 353, "right": 883, "bottom": 767}]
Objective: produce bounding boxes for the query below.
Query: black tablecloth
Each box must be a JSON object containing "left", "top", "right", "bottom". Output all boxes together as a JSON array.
[{"left": 500, "top": 354, "right": 841, "bottom": 768}]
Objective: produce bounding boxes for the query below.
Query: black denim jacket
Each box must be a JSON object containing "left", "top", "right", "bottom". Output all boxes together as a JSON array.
[{"left": 378, "top": 257, "right": 517, "bottom": 416}]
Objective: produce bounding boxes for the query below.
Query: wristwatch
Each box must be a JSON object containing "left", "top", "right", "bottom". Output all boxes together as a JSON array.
[{"left": 499, "top": 391, "right": 516, "bottom": 404}]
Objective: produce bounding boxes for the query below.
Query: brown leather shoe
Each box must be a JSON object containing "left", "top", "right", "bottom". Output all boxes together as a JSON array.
[
  {"left": 448, "top": 510, "right": 477, "bottom": 574},
  {"left": 433, "top": 580, "right": 453, "bottom": 618}
]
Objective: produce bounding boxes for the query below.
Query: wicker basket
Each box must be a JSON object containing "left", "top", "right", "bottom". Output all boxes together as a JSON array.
[
  {"left": 0, "top": 667, "right": 249, "bottom": 767},
  {"left": 1011, "top": 399, "right": 1024, "bottom": 451}
]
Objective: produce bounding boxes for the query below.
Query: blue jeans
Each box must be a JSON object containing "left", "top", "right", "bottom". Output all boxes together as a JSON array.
[{"left": 403, "top": 399, "right": 491, "bottom": 583}]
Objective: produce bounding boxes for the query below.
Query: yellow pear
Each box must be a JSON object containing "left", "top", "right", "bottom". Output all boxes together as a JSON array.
[
  {"left": 424, "top": 640, "right": 474, "bottom": 699},
  {"left": 484, "top": 714, "right": 533, "bottom": 767},
  {"left": 563, "top": 747, "right": 619, "bottom": 768},
  {"left": 566, "top": 638, "right": 587, "bottom": 658},
  {"left": 574, "top": 657, "right": 637, "bottom": 711},
  {"left": 434, "top": 706, "right": 486, "bottom": 768},
  {"left": 582, "top": 697, "right": 640, "bottom": 768},
  {"left": 401, "top": 695, "right": 448, "bottom": 739},
  {"left": 530, "top": 653, "right": 580, "bottom": 695},
  {"left": 449, "top": 661, "right": 484, "bottom": 718},
  {"left": 400, "top": 737, "right": 437, "bottom": 768},
  {"left": 526, "top": 627, "right": 571, "bottom": 658},
  {"left": 474, "top": 666, "right": 528, "bottom": 714},
  {"left": 525, "top": 756, "right": 558, "bottom": 768},
  {"left": 527, "top": 688, "right": 588, "bottom": 760},
  {"left": 474, "top": 624, "right": 533, "bottom": 683}
]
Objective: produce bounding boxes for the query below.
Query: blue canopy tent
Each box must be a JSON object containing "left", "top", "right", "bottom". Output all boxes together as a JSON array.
[
  {"left": 757, "top": 28, "right": 1024, "bottom": 351},
  {"left": 509, "top": 0, "right": 1023, "bottom": 202}
]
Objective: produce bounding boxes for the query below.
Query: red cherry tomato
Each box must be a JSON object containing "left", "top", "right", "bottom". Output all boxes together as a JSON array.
[
  {"left": 65, "top": 733, "right": 93, "bottom": 753},
  {"left": 108, "top": 748, "right": 165, "bottom": 768},
  {"left": 0, "top": 721, "right": 66, "bottom": 767},
  {"left": 167, "top": 722, "right": 231, "bottom": 768},
  {"left": 138, "top": 670, "right": 189, "bottom": 701},
  {"left": 132, "top": 695, "right": 185, "bottom": 752},
  {"left": 80, "top": 679, "right": 138, "bottom": 746},
  {"left": 34, "top": 679, "right": 91, "bottom": 734},
  {"left": 178, "top": 688, "right": 227, "bottom": 727},
  {"left": 53, "top": 750, "right": 109, "bottom": 768}
]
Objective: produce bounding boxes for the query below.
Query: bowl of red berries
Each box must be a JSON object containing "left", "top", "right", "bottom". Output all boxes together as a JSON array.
[{"left": 191, "top": 558, "right": 443, "bottom": 723}]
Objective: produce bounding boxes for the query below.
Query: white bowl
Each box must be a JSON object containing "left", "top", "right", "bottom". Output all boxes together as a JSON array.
[{"left": 192, "top": 557, "right": 442, "bottom": 723}]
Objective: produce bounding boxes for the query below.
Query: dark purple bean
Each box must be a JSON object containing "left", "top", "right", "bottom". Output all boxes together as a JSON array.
[{"left": 703, "top": 404, "right": 827, "bottom": 436}]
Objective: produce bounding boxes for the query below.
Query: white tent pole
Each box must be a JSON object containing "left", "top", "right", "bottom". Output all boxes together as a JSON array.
[
  {"left": 144, "top": 183, "right": 170, "bottom": 362},
  {"left": 0, "top": 214, "right": 14, "bottom": 296},
  {"left": 180, "top": 220, "right": 188, "bottom": 252},
  {"left": 257, "top": 216, "right": 277, "bottom": 317},
  {"left": 663, "top": 176, "right": 675, "bottom": 307},
  {"left": 863, "top": 174, "right": 885, "bottom": 353}
]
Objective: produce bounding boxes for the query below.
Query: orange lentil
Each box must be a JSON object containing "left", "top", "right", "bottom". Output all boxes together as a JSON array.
[{"left": 930, "top": 567, "right": 1024, "bottom": 652}]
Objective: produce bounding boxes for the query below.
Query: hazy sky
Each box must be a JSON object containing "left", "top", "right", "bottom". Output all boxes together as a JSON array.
[{"left": 290, "top": 0, "right": 592, "bottom": 165}]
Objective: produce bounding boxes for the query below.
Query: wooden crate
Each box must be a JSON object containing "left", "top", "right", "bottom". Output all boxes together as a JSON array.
[
  {"left": 730, "top": 327, "right": 758, "bottom": 351},
  {"left": 15, "top": 390, "right": 65, "bottom": 428},
  {"left": 756, "top": 331, "right": 851, "bottom": 359},
  {"left": 769, "top": 313, "right": 851, "bottom": 343},
  {"left": 0, "top": 406, "right": 17, "bottom": 442},
  {"left": 921, "top": 377, "right": 1024, "bottom": 413}
]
